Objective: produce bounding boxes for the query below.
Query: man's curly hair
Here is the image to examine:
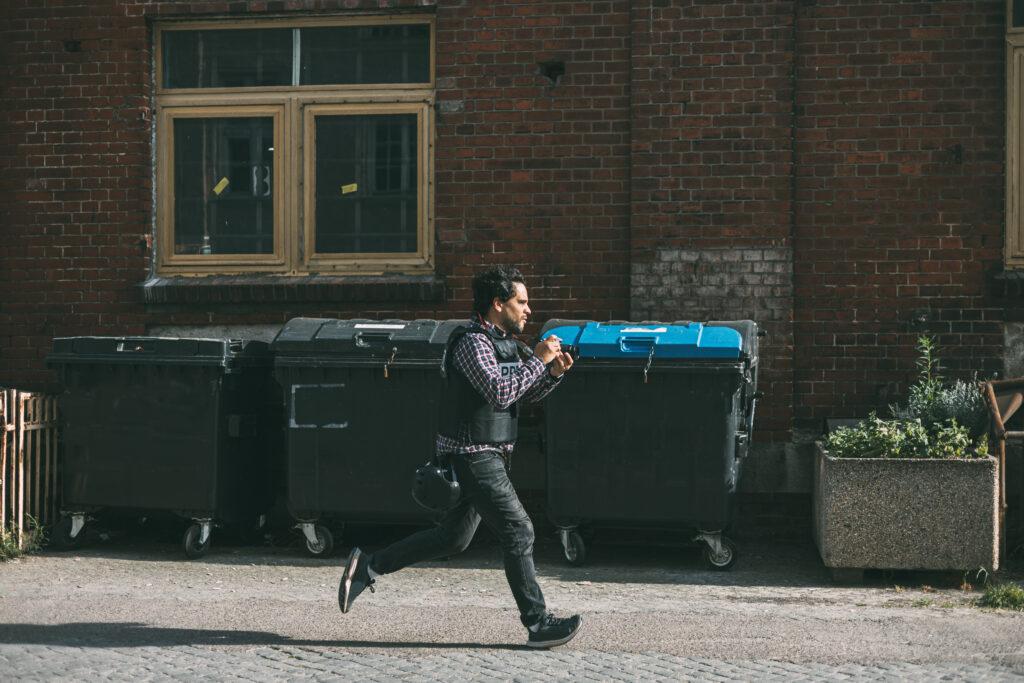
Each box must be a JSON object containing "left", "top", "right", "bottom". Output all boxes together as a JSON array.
[{"left": 472, "top": 266, "right": 526, "bottom": 317}]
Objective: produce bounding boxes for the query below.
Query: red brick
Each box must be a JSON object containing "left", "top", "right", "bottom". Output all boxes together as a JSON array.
[{"left": 0, "top": 0, "right": 1008, "bottom": 453}]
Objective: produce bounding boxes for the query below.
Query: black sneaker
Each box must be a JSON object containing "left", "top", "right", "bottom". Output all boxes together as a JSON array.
[
  {"left": 526, "top": 613, "right": 583, "bottom": 648},
  {"left": 338, "top": 546, "right": 375, "bottom": 613}
]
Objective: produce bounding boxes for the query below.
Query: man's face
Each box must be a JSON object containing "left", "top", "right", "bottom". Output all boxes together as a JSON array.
[{"left": 496, "top": 282, "right": 531, "bottom": 334}]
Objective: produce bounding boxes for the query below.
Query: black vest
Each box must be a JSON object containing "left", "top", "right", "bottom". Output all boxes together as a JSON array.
[{"left": 438, "top": 324, "right": 531, "bottom": 445}]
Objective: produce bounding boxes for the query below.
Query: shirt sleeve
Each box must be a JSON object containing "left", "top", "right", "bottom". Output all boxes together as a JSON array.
[
  {"left": 521, "top": 363, "right": 562, "bottom": 403},
  {"left": 452, "top": 332, "right": 550, "bottom": 409}
]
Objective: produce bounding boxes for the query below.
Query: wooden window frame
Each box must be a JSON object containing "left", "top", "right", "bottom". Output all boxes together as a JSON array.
[
  {"left": 1009, "top": 1, "right": 1024, "bottom": 267},
  {"left": 1010, "top": 0, "right": 1024, "bottom": 35},
  {"left": 303, "top": 102, "right": 431, "bottom": 273},
  {"left": 153, "top": 15, "right": 435, "bottom": 277},
  {"left": 157, "top": 105, "right": 289, "bottom": 272},
  {"left": 1009, "top": 31, "right": 1024, "bottom": 268}
]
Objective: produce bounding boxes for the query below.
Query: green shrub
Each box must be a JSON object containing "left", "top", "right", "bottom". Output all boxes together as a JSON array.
[
  {"left": 976, "top": 582, "right": 1024, "bottom": 611},
  {"left": 904, "top": 336, "right": 989, "bottom": 440},
  {"left": 0, "top": 517, "right": 46, "bottom": 561},
  {"left": 931, "top": 379, "right": 989, "bottom": 440},
  {"left": 824, "top": 414, "right": 987, "bottom": 459},
  {"left": 824, "top": 336, "right": 989, "bottom": 460},
  {"left": 906, "top": 335, "right": 944, "bottom": 423}
]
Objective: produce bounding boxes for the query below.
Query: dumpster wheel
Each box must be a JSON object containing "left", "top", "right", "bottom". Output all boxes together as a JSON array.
[
  {"left": 700, "top": 535, "right": 737, "bottom": 571},
  {"left": 559, "top": 529, "right": 586, "bottom": 567},
  {"left": 183, "top": 522, "right": 212, "bottom": 559},
  {"left": 53, "top": 515, "right": 88, "bottom": 551},
  {"left": 301, "top": 524, "right": 335, "bottom": 558}
]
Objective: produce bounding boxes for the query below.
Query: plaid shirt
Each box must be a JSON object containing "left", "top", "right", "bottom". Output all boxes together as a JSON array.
[{"left": 436, "top": 315, "right": 561, "bottom": 457}]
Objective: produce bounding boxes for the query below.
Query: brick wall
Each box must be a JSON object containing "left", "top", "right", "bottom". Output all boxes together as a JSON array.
[
  {"left": 0, "top": 0, "right": 634, "bottom": 393},
  {"left": 2, "top": 0, "right": 155, "bottom": 388},
  {"left": 631, "top": 246, "right": 792, "bottom": 323},
  {"left": 792, "top": 0, "right": 1005, "bottom": 429},
  {"left": 628, "top": 1, "right": 797, "bottom": 443},
  {"left": 433, "top": 0, "right": 632, "bottom": 322},
  {"left": 0, "top": 0, "right": 1012, "bottom": 456}
]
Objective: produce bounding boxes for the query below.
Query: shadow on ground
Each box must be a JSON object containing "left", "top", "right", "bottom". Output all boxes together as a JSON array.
[{"left": 0, "top": 622, "right": 524, "bottom": 650}]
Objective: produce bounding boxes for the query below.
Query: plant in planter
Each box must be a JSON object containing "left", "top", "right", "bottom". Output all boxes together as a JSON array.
[
  {"left": 902, "top": 335, "right": 990, "bottom": 442},
  {"left": 813, "top": 336, "right": 999, "bottom": 578}
]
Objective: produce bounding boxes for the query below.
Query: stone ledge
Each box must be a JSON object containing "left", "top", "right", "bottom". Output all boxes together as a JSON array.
[
  {"left": 139, "top": 274, "right": 446, "bottom": 305},
  {"left": 990, "top": 269, "right": 1024, "bottom": 297}
]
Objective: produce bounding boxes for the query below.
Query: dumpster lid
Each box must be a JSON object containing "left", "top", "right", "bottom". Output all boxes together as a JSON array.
[
  {"left": 540, "top": 321, "right": 745, "bottom": 359},
  {"left": 46, "top": 336, "right": 270, "bottom": 367},
  {"left": 271, "top": 317, "right": 464, "bottom": 361}
]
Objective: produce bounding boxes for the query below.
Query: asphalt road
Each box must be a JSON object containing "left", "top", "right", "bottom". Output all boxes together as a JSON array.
[{"left": 1, "top": 524, "right": 1023, "bottom": 681}]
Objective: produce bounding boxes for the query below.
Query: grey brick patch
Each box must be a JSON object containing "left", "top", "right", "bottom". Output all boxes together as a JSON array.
[
  {"left": 631, "top": 246, "right": 793, "bottom": 322},
  {"left": 3, "top": 645, "right": 1023, "bottom": 682}
]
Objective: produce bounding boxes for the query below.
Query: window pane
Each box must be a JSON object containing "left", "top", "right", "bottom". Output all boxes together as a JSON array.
[
  {"left": 173, "top": 117, "right": 275, "bottom": 255},
  {"left": 314, "top": 113, "right": 418, "bottom": 254},
  {"left": 1017, "top": 1, "right": 1024, "bottom": 28},
  {"left": 163, "top": 29, "right": 292, "bottom": 88},
  {"left": 300, "top": 24, "right": 430, "bottom": 85}
]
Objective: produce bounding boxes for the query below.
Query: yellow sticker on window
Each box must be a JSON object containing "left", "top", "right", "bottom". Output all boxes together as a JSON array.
[
  {"left": 212, "top": 177, "right": 230, "bottom": 195},
  {"left": 341, "top": 183, "right": 358, "bottom": 194}
]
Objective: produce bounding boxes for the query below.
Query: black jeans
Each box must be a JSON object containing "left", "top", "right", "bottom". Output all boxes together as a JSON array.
[{"left": 370, "top": 449, "right": 546, "bottom": 628}]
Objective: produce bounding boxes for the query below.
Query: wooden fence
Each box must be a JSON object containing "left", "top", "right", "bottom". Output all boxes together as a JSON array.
[{"left": 1, "top": 389, "right": 60, "bottom": 549}]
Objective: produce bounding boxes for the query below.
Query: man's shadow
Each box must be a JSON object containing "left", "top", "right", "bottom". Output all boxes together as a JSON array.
[{"left": 0, "top": 622, "right": 525, "bottom": 650}]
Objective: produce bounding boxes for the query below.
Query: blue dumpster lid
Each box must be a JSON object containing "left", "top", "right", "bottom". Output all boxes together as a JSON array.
[{"left": 540, "top": 322, "right": 743, "bottom": 359}]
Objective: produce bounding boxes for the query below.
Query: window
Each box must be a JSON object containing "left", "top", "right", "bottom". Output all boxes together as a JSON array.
[
  {"left": 154, "top": 17, "right": 434, "bottom": 275},
  {"left": 1008, "top": 1, "right": 1024, "bottom": 267}
]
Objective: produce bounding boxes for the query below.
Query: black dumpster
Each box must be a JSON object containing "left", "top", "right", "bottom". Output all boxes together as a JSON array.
[
  {"left": 271, "top": 318, "right": 461, "bottom": 557},
  {"left": 47, "top": 336, "right": 279, "bottom": 558},
  {"left": 539, "top": 320, "right": 761, "bottom": 569}
]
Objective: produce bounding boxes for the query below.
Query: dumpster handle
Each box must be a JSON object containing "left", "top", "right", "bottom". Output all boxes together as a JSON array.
[
  {"left": 355, "top": 332, "right": 393, "bottom": 347},
  {"left": 620, "top": 336, "right": 657, "bottom": 354},
  {"left": 384, "top": 346, "right": 398, "bottom": 379},
  {"left": 745, "top": 391, "right": 765, "bottom": 440}
]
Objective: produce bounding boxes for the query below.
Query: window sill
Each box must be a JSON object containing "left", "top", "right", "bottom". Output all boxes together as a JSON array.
[{"left": 139, "top": 274, "right": 446, "bottom": 305}]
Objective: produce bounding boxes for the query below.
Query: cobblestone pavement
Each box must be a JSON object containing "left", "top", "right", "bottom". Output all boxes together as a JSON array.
[
  {"left": 4, "top": 644, "right": 1024, "bottom": 682},
  {"left": 1, "top": 527, "right": 1023, "bottom": 681}
]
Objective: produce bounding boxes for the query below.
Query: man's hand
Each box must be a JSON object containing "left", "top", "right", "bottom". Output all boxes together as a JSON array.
[
  {"left": 549, "top": 350, "right": 574, "bottom": 377},
  {"left": 534, "top": 335, "right": 575, "bottom": 376},
  {"left": 533, "top": 336, "right": 561, "bottom": 364}
]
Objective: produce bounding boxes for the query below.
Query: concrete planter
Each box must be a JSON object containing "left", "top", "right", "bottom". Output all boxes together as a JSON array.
[{"left": 812, "top": 442, "right": 999, "bottom": 575}]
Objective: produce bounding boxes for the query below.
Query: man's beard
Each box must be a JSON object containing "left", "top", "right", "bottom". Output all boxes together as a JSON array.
[{"left": 502, "top": 309, "right": 525, "bottom": 335}]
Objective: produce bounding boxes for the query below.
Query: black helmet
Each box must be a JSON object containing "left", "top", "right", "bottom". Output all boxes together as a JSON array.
[{"left": 411, "top": 461, "right": 461, "bottom": 511}]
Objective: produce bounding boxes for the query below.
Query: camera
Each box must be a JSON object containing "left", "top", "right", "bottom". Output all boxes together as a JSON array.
[{"left": 560, "top": 344, "right": 580, "bottom": 360}]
